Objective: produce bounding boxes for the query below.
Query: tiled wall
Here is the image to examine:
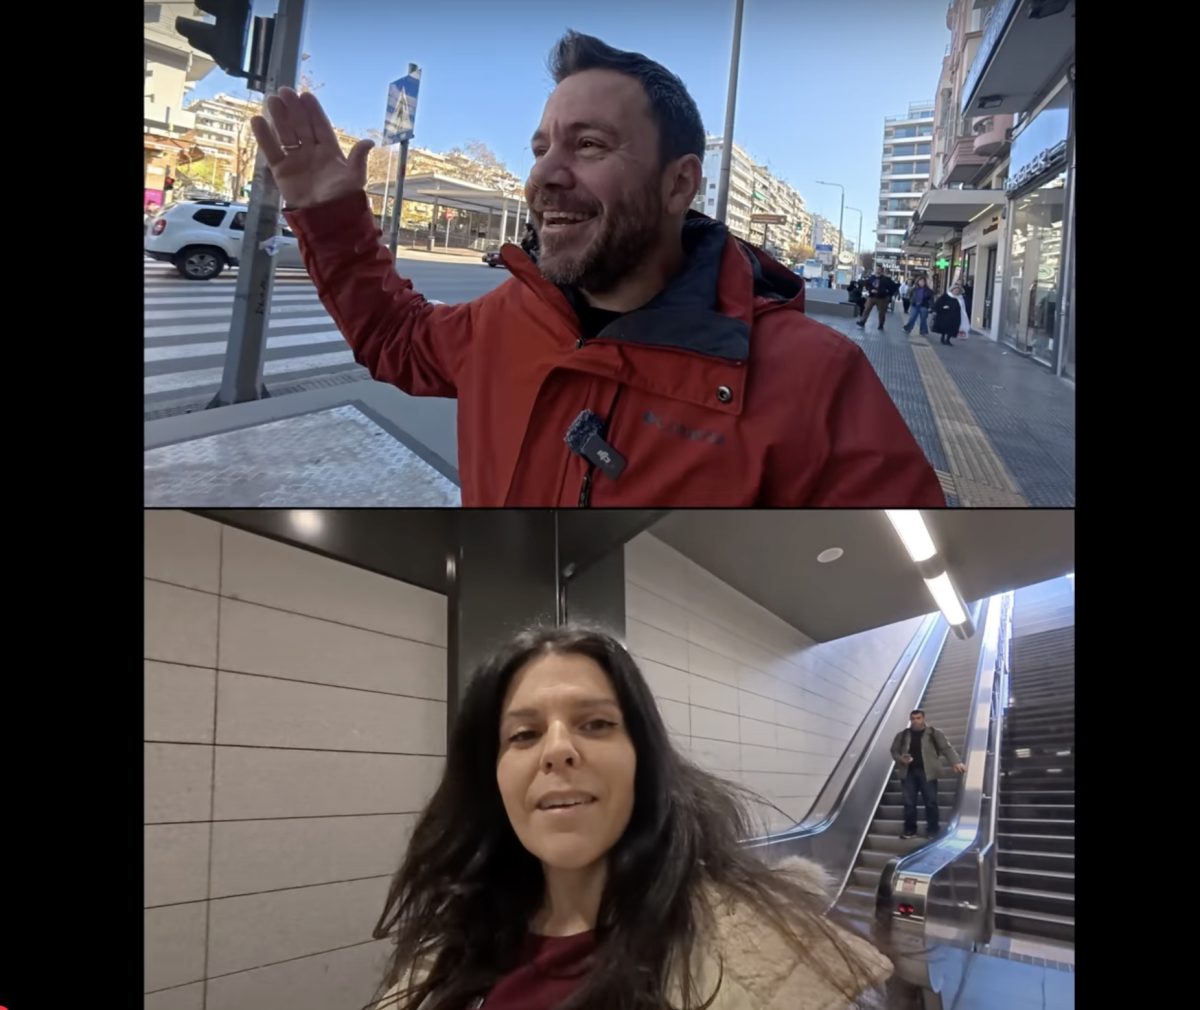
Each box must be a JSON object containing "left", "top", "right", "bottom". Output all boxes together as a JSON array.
[
  {"left": 624, "top": 533, "right": 925, "bottom": 834},
  {"left": 144, "top": 511, "right": 448, "bottom": 1010}
]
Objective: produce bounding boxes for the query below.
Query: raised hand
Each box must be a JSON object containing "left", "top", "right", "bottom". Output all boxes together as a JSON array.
[{"left": 250, "top": 87, "right": 374, "bottom": 210}]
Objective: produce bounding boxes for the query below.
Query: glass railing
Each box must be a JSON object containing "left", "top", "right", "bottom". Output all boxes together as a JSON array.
[{"left": 881, "top": 592, "right": 1013, "bottom": 1003}]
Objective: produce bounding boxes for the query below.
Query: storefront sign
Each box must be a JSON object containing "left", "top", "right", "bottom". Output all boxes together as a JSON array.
[
  {"left": 982, "top": 219, "right": 999, "bottom": 235},
  {"left": 1005, "top": 99, "right": 1070, "bottom": 195}
]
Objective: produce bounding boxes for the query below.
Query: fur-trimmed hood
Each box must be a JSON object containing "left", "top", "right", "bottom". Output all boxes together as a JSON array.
[
  {"left": 682, "top": 855, "right": 893, "bottom": 1009},
  {"left": 376, "top": 856, "right": 892, "bottom": 1009}
]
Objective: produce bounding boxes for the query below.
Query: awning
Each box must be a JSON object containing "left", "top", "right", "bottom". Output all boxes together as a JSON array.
[
  {"left": 903, "top": 189, "right": 1004, "bottom": 249},
  {"left": 144, "top": 133, "right": 206, "bottom": 165},
  {"left": 366, "top": 173, "right": 526, "bottom": 215},
  {"left": 961, "top": 0, "right": 1075, "bottom": 117}
]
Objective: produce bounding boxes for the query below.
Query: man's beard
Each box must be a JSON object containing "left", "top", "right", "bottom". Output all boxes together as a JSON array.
[{"left": 535, "top": 180, "right": 663, "bottom": 294}]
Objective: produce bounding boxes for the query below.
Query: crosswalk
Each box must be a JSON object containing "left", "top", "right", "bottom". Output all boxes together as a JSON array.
[{"left": 143, "top": 258, "right": 362, "bottom": 407}]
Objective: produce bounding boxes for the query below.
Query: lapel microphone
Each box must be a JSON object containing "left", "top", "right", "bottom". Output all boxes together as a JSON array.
[{"left": 565, "top": 409, "right": 627, "bottom": 480}]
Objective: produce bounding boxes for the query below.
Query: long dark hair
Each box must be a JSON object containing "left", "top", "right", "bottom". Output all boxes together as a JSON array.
[{"left": 367, "top": 625, "right": 885, "bottom": 1010}]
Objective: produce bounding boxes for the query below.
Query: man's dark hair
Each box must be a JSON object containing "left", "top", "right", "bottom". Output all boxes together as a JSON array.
[
  {"left": 548, "top": 30, "right": 706, "bottom": 168},
  {"left": 910, "top": 709, "right": 925, "bottom": 717}
]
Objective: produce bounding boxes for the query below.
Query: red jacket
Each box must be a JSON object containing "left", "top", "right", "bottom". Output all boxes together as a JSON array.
[{"left": 285, "top": 192, "right": 944, "bottom": 507}]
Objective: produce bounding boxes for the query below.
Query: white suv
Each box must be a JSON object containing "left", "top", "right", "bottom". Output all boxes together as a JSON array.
[{"left": 144, "top": 199, "right": 304, "bottom": 280}]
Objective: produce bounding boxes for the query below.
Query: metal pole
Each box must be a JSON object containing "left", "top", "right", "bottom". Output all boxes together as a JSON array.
[
  {"left": 388, "top": 138, "right": 410, "bottom": 258},
  {"left": 714, "top": 0, "right": 746, "bottom": 225},
  {"left": 846, "top": 206, "right": 863, "bottom": 273},
  {"left": 380, "top": 143, "right": 394, "bottom": 230},
  {"left": 837, "top": 188, "right": 845, "bottom": 268},
  {"left": 207, "top": 0, "right": 308, "bottom": 408}
]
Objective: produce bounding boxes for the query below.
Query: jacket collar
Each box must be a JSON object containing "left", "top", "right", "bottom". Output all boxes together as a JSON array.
[
  {"left": 498, "top": 212, "right": 806, "bottom": 414},
  {"left": 500, "top": 210, "right": 804, "bottom": 364}
]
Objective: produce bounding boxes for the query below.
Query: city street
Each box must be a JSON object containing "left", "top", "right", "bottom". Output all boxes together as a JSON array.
[
  {"left": 145, "top": 256, "right": 1074, "bottom": 506},
  {"left": 143, "top": 254, "right": 509, "bottom": 418}
]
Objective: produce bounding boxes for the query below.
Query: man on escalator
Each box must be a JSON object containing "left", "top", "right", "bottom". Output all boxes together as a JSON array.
[{"left": 891, "top": 709, "right": 967, "bottom": 840}]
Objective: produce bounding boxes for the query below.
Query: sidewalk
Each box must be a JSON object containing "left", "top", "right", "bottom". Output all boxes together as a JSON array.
[
  {"left": 142, "top": 301, "right": 1073, "bottom": 507},
  {"left": 394, "top": 246, "right": 494, "bottom": 265},
  {"left": 819, "top": 309, "right": 1075, "bottom": 506}
]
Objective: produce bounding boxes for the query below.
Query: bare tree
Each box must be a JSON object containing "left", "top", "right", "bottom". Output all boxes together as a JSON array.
[
  {"left": 788, "top": 241, "right": 816, "bottom": 263},
  {"left": 859, "top": 252, "right": 876, "bottom": 274}
]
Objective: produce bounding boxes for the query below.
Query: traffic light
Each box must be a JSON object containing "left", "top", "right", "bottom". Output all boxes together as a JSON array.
[{"left": 177, "top": 0, "right": 252, "bottom": 79}]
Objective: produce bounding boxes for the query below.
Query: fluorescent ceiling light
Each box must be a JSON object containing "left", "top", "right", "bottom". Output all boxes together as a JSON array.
[
  {"left": 924, "top": 571, "right": 968, "bottom": 626},
  {"left": 290, "top": 510, "right": 323, "bottom": 536},
  {"left": 886, "top": 510, "right": 937, "bottom": 562}
]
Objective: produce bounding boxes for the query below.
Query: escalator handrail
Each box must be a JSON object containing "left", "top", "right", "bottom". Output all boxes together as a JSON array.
[
  {"left": 741, "top": 612, "right": 954, "bottom": 902},
  {"left": 882, "top": 592, "right": 1012, "bottom": 955},
  {"left": 785, "top": 612, "right": 942, "bottom": 832}
]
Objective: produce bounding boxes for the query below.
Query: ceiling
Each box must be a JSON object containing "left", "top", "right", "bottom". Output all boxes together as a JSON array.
[{"left": 648, "top": 510, "right": 1074, "bottom": 642}]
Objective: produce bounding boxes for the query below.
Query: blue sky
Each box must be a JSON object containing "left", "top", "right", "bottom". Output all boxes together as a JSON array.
[{"left": 187, "top": 0, "right": 950, "bottom": 235}]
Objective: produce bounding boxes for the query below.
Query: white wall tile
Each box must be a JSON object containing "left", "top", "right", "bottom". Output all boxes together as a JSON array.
[
  {"left": 221, "top": 527, "right": 446, "bottom": 645},
  {"left": 145, "top": 982, "right": 204, "bottom": 1010},
  {"left": 689, "top": 737, "right": 741, "bottom": 773},
  {"left": 206, "top": 938, "right": 392, "bottom": 1010},
  {"left": 737, "top": 690, "right": 776, "bottom": 725},
  {"left": 210, "top": 814, "right": 416, "bottom": 898},
  {"left": 144, "top": 902, "right": 207, "bottom": 992},
  {"left": 625, "top": 583, "right": 690, "bottom": 638},
  {"left": 689, "top": 674, "right": 739, "bottom": 714},
  {"left": 688, "top": 643, "right": 740, "bottom": 686},
  {"left": 740, "top": 716, "right": 777, "bottom": 748},
  {"left": 145, "top": 581, "right": 219, "bottom": 668},
  {"left": 145, "top": 744, "right": 212, "bottom": 823},
  {"left": 145, "top": 511, "right": 222, "bottom": 594},
  {"left": 626, "top": 618, "right": 688, "bottom": 671},
  {"left": 216, "top": 672, "right": 446, "bottom": 755},
  {"left": 213, "top": 749, "right": 444, "bottom": 820},
  {"left": 145, "top": 662, "right": 215, "bottom": 743},
  {"left": 656, "top": 697, "right": 691, "bottom": 736},
  {"left": 219, "top": 598, "right": 447, "bottom": 700},
  {"left": 145, "top": 823, "right": 210, "bottom": 906},
  {"left": 691, "top": 707, "right": 740, "bottom": 743},
  {"left": 207, "top": 876, "right": 386, "bottom": 976},
  {"left": 638, "top": 658, "right": 690, "bottom": 704}
]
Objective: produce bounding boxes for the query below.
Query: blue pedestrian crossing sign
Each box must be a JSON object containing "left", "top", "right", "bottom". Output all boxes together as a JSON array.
[{"left": 384, "top": 66, "right": 421, "bottom": 144}]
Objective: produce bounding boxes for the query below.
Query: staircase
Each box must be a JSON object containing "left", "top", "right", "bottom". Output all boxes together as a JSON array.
[
  {"left": 995, "top": 577, "right": 1075, "bottom": 945},
  {"left": 837, "top": 627, "right": 980, "bottom": 928}
]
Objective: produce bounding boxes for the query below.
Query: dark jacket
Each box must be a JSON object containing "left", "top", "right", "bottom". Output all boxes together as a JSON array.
[
  {"left": 890, "top": 726, "right": 961, "bottom": 780},
  {"left": 285, "top": 192, "right": 946, "bottom": 507},
  {"left": 910, "top": 284, "right": 935, "bottom": 309},
  {"left": 862, "top": 274, "right": 898, "bottom": 301},
  {"left": 932, "top": 293, "right": 963, "bottom": 336}
]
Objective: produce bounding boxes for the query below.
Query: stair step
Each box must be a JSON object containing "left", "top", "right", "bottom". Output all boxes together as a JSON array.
[
  {"left": 999, "top": 804, "right": 1074, "bottom": 819},
  {"left": 994, "top": 906, "right": 1076, "bottom": 943},
  {"left": 999, "top": 850, "right": 1075, "bottom": 873},
  {"left": 997, "top": 867, "right": 1075, "bottom": 893},
  {"left": 998, "top": 832, "right": 1074, "bottom": 853}
]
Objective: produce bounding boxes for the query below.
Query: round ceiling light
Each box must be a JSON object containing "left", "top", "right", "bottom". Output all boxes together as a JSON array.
[{"left": 817, "top": 547, "right": 844, "bottom": 564}]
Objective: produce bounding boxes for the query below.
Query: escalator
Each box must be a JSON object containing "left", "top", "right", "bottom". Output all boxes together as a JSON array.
[
  {"left": 836, "top": 627, "right": 980, "bottom": 931},
  {"left": 995, "top": 577, "right": 1075, "bottom": 945}
]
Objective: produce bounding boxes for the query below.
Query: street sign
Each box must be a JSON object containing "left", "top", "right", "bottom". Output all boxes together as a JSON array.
[
  {"left": 384, "top": 66, "right": 421, "bottom": 144},
  {"left": 815, "top": 243, "right": 834, "bottom": 252},
  {"left": 750, "top": 213, "right": 786, "bottom": 224}
]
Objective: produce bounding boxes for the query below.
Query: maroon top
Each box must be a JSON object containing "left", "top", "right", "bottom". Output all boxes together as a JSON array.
[{"left": 477, "top": 930, "right": 597, "bottom": 1009}]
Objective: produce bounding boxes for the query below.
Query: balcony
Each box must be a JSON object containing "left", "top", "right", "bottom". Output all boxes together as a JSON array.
[
  {"left": 943, "top": 134, "right": 988, "bottom": 185},
  {"left": 962, "top": 0, "right": 1076, "bottom": 117},
  {"left": 972, "top": 114, "right": 1013, "bottom": 157}
]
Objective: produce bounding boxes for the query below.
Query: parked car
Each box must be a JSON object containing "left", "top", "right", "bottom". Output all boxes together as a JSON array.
[
  {"left": 482, "top": 248, "right": 507, "bottom": 268},
  {"left": 144, "top": 199, "right": 304, "bottom": 280}
]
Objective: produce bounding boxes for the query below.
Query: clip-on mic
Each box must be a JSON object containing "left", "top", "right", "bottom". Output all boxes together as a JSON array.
[{"left": 564, "top": 409, "right": 627, "bottom": 480}]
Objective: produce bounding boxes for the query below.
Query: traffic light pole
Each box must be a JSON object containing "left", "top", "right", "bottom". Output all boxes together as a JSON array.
[
  {"left": 387, "top": 138, "right": 410, "bottom": 259},
  {"left": 208, "top": 0, "right": 308, "bottom": 409}
]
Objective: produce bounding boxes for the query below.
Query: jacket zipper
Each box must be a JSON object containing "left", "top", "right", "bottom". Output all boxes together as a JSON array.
[{"left": 576, "top": 386, "right": 624, "bottom": 508}]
